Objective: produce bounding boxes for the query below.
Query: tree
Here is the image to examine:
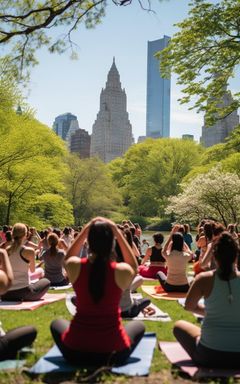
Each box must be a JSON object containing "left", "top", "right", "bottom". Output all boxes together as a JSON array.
[
  {"left": 109, "top": 138, "right": 203, "bottom": 217},
  {"left": 159, "top": 0, "right": 240, "bottom": 125},
  {"left": 0, "top": 0, "right": 160, "bottom": 79},
  {"left": 166, "top": 167, "right": 240, "bottom": 226},
  {"left": 0, "top": 82, "right": 74, "bottom": 226},
  {"left": 64, "top": 154, "right": 122, "bottom": 225}
]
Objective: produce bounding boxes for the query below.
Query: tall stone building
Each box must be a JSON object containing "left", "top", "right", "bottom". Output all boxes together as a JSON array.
[
  {"left": 201, "top": 91, "right": 239, "bottom": 147},
  {"left": 70, "top": 128, "right": 91, "bottom": 158},
  {"left": 90, "top": 58, "right": 133, "bottom": 163}
]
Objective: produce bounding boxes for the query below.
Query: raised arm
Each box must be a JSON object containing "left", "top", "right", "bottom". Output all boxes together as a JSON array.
[
  {"left": 162, "top": 234, "right": 172, "bottom": 259},
  {"left": 141, "top": 247, "right": 151, "bottom": 265},
  {"left": 112, "top": 225, "right": 138, "bottom": 273},
  {"left": 0, "top": 249, "right": 13, "bottom": 294},
  {"left": 200, "top": 242, "right": 214, "bottom": 270},
  {"left": 184, "top": 274, "right": 208, "bottom": 317},
  {"left": 65, "top": 223, "right": 90, "bottom": 261}
]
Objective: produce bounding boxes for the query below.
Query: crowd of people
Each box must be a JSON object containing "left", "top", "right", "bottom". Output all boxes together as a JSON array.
[{"left": 0, "top": 218, "right": 239, "bottom": 370}]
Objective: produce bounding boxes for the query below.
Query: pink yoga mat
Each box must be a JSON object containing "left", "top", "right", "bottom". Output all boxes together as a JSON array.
[
  {"left": 159, "top": 341, "right": 240, "bottom": 379},
  {"left": 0, "top": 293, "right": 66, "bottom": 311}
]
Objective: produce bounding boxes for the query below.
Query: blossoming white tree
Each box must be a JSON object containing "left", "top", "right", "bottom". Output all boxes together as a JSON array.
[{"left": 166, "top": 167, "right": 240, "bottom": 226}]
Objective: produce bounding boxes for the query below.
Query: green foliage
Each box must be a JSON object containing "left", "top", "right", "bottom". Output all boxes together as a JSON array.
[
  {"left": 0, "top": 81, "right": 73, "bottom": 227},
  {"left": 225, "top": 125, "right": 240, "bottom": 152},
  {"left": 64, "top": 154, "right": 122, "bottom": 225},
  {"left": 128, "top": 215, "right": 150, "bottom": 229},
  {"left": 159, "top": 0, "right": 240, "bottom": 125},
  {"left": 109, "top": 138, "right": 203, "bottom": 218},
  {"left": 0, "top": 0, "right": 161, "bottom": 80},
  {"left": 221, "top": 152, "right": 240, "bottom": 177}
]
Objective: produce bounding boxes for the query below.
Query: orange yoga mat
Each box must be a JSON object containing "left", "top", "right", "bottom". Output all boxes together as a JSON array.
[{"left": 141, "top": 285, "right": 187, "bottom": 300}]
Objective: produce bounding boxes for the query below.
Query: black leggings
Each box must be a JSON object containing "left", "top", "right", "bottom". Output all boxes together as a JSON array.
[
  {"left": 0, "top": 326, "right": 37, "bottom": 360},
  {"left": 1, "top": 278, "right": 50, "bottom": 301},
  {"left": 50, "top": 319, "right": 145, "bottom": 366},
  {"left": 121, "top": 297, "right": 151, "bottom": 318},
  {"left": 156, "top": 271, "right": 189, "bottom": 293}
]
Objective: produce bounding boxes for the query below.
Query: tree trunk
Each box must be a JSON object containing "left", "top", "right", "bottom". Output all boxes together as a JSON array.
[{"left": 5, "top": 193, "right": 12, "bottom": 225}]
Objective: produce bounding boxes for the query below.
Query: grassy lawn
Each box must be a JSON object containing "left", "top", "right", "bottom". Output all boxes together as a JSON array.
[{"left": 0, "top": 281, "right": 200, "bottom": 384}]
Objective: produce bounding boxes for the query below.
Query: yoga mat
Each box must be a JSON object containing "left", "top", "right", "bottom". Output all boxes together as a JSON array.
[
  {"left": 142, "top": 285, "right": 187, "bottom": 300},
  {"left": 178, "top": 298, "right": 204, "bottom": 321},
  {"left": 0, "top": 359, "right": 26, "bottom": 371},
  {"left": 0, "top": 293, "right": 66, "bottom": 310},
  {"left": 66, "top": 293, "right": 171, "bottom": 322},
  {"left": 124, "top": 303, "right": 171, "bottom": 322},
  {"left": 50, "top": 284, "right": 72, "bottom": 290},
  {"left": 29, "top": 333, "right": 156, "bottom": 377},
  {"left": 159, "top": 341, "right": 240, "bottom": 379}
]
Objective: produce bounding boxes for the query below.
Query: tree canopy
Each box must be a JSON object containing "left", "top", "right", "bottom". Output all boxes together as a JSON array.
[
  {"left": 159, "top": 0, "right": 240, "bottom": 125},
  {"left": 0, "top": 0, "right": 158, "bottom": 79},
  {"left": 0, "top": 79, "right": 74, "bottom": 227},
  {"left": 64, "top": 154, "right": 122, "bottom": 225},
  {"left": 109, "top": 138, "right": 203, "bottom": 218}
]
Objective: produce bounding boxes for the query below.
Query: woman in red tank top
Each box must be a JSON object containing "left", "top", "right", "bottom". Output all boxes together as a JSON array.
[{"left": 50, "top": 217, "right": 145, "bottom": 366}]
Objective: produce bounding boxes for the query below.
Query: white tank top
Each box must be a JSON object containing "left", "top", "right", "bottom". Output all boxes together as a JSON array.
[{"left": 8, "top": 247, "right": 30, "bottom": 290}]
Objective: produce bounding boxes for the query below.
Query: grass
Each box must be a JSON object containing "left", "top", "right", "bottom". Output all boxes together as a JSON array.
[{"left": 0, "top": 282, "right": 201, "bottom": 384}]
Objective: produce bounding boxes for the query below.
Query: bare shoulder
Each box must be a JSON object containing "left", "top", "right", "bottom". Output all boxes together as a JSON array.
[
  {"left": 65, "top": 256, "right": 81, "bottom": 284},
  {"left": 22, "top": 246, "right": 35, "bottom": 257},
  {"left": 65, "top": 256, "right": 81, "bottom": 267},
  {"left": 115, "top": 262, "right": 134, "bottom": 274},
  {"left": 115, "top": 262, "right": 135, "bottom": 290},
  {"left": 192, "top": 270, "right": 215, "bottom": 296}
]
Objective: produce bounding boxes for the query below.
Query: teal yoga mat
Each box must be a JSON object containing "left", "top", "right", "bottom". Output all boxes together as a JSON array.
[{"left": 29, "top": 333, "right": 156, "bottom": 377}]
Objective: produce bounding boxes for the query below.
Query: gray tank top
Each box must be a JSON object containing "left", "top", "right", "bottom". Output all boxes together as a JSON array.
[{"left": 8, "top": 247, "right": 30, "bottom": 290}]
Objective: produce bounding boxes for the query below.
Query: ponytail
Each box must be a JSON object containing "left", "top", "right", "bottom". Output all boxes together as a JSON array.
[
  {"left": 88, "top": 222, "right": 114, "bottom": 303},
  {"left": 88, "top": 253, "right": 107, "bottom": 303},
  {"left": 47, "top": 233, "right": 58, "bottom": 257},
  {"left": 8, "top": 223, "right": 27, "bottom": 254},
  {"left": 213, "top": 232, "right": 239, "bottom": 281}
]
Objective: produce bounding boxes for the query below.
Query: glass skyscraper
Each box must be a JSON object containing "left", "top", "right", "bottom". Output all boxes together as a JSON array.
[
  {"left": 146, "top": 36, "right": 171, "bottom": 138},
  {"left": 52, "top": 113, "right": 77, "bottom": 141}
]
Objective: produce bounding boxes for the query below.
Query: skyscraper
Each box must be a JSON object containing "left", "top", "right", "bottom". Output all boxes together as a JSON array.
[
  {"left": 70, "top": 128, "right": 91, "bottom": 158},
  {"left": 201, "top": 91, "right": 239, "bottom": 147},
  {"left": 146, "top": 36, "right": 171, "bottom": 138},
  {"left": 52, "top": 113, "right": 78, "bottom": 141},
  {"left": 90, "top": 58, "right": 133, "bottom": 163}
]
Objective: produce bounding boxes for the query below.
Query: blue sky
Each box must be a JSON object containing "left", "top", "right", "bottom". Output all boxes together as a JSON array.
[{"left": 27, "top": 0, "right": 204, "bottom": 142}]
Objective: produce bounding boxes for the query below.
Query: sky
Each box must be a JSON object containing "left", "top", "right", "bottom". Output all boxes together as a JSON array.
[{"left": 26, "top": 0, "right": 204, "bottom": 142}]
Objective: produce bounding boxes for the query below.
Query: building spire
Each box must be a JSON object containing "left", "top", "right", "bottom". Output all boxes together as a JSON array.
[{"left": 106, "top": 57, "right": 121, "bottom": 88}]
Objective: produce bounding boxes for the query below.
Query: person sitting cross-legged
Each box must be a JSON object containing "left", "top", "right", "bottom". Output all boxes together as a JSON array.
[
  {"left": 50, "top": 217, "right": 145, "bottom": 366},
  {"left": 1, "top": 223, "right": 50, "bottom": 301},
  {"left": 0, "top": 248, "right": 37, "bottom": 360},
  {"left": 156, "top": 230, "right": 193, "bottom": 293},
  {"left": 173, "top": 232, "right": 240, "bottom": 368}
]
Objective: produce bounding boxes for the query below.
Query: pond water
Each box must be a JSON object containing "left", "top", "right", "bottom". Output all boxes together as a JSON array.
[{"left": 142, "top": 230, "right": 197, "bottom": 250}]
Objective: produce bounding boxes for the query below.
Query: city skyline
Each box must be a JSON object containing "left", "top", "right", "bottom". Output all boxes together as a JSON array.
[{"left": 26, "top": 1, "right": 211, "bottom": 142}]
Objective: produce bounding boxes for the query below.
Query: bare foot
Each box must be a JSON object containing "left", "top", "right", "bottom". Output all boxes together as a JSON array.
[{"left": 142, "top": 306, "right": 156, "bottom": 316}]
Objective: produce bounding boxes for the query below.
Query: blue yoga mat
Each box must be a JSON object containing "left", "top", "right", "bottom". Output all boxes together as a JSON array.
[
  {"left": 0, "top": 360, "right": 25, "bottom": 370},
  {"left": 29, "top": 333, "right": 156, "bottom": 377}
]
